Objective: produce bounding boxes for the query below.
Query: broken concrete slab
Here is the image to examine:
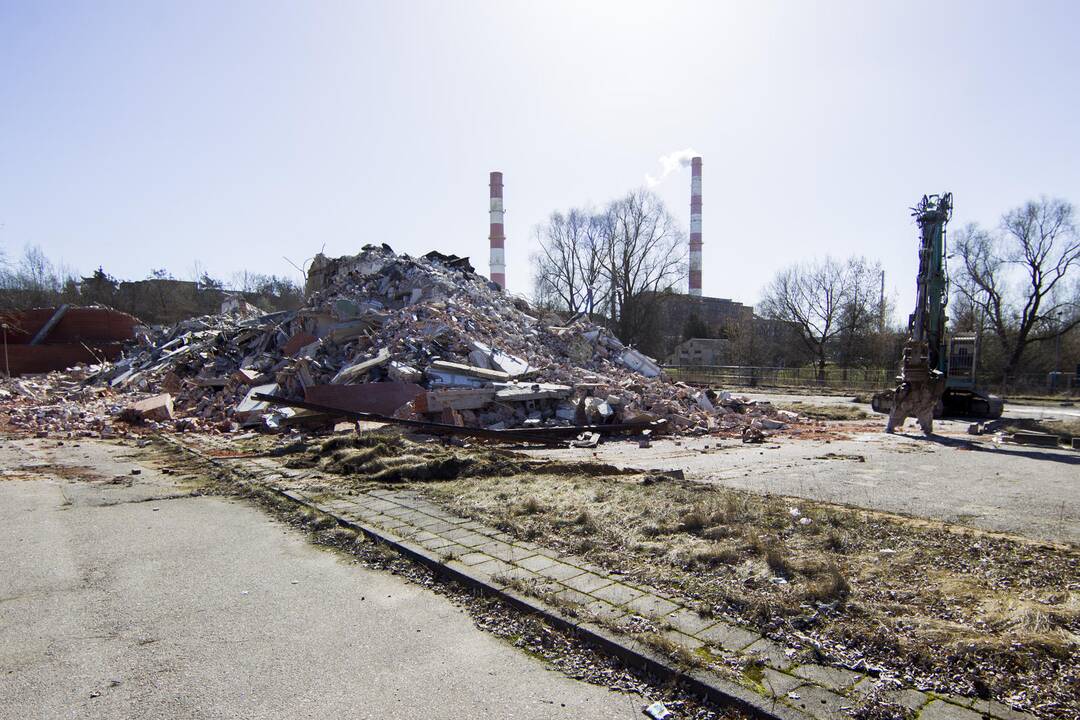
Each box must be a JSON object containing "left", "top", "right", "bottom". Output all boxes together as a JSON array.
[
  {"left": 234, "top": 383, "right": 279, "bottom": 424},
  {"left": 331, "top": 348, "right": 391, "bottom": 385},
  {"left": 129, "top": 393, "right": 174, "bottom": 422}
]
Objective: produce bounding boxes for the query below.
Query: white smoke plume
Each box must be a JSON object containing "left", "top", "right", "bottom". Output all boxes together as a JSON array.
[{"left": 644, "top": 148, "right": 699, "bottom": 188}]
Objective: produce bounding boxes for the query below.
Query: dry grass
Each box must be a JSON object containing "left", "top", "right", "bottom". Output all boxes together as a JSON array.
[{"left": 413, "top": 469, "right": 1079, "bottom": 716}]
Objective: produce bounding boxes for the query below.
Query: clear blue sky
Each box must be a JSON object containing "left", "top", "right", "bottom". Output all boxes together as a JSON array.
[{"left": 2, "top": 0, "right": 1077, "bottom": 308}]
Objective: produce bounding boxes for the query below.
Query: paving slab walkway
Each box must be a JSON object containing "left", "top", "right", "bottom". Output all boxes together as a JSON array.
[{"left": 178, "top": 434, "right": 1036, "bottom": 720}]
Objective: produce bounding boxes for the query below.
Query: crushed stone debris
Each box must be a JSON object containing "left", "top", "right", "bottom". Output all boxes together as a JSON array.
[{"left": 1, "top": 246, "right": 813, "bottom": 441}]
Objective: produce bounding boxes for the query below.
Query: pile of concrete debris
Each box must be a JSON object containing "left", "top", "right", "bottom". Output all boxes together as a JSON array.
[{"left": 0, "top": 246, "right": 806, "bottom": 440}]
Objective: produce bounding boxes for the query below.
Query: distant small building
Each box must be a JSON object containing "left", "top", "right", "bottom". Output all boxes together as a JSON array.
[{"left": 668, "top": 337, "right": 732, "bottom": 366}]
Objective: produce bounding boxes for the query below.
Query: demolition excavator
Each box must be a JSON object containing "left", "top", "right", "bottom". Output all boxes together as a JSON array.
[{"left": 872, "top": 193, "right": 1003, "bottom": 433}]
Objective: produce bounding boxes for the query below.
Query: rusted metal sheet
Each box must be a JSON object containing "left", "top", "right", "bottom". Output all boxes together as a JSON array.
[{"left": 303, "top": 382, "right": 424, "bottom": 417}]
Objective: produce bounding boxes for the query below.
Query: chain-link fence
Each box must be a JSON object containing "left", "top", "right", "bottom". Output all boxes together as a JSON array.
[{"left": 662, "top": 365, "right": 1079, "bottom": 397}]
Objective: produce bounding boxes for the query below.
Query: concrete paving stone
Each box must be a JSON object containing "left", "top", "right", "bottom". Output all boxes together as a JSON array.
[
  {"left": 919, "top": 700, "right": 986, "bottom": 720},
  {"left": 514, "top": 540, "right": 541, "bottom": 551},
  {"left": 661, "top": 629, "right": 704, "bottom": 651},
  {"left": 370, "top": 515, "right": 408, "bottom": 531},
  {"left": 786, "top": 683, "right": 852, "bottom": 720},
  {"left": 475, "top": 540, "right": 533, "bottom": 563},
  {"left": 851, "top": 678, "right": 929, "bottom": 712},
  {"left": 969, "top": 699, "right": 1039, "bottom": 720},
  {"left": 554, "top": 588, "right": 594, "bottom": 607},
  {"left": 535, "top": 561, "right": 587, "bottom": 582},
  {"left": 589, "top": 582, "right": 646, "bottom": 607},
  {"left": 435, "top": 543, "right": 470, "bottom": 559},
  {"left": 457, "top": 552, "right": 494, "bottom": 567},
  {"left": 697, "top": 621, "right": 760, "bottom": 652},
  {"left": 516, "top": 554, "right": 560, "bottom": 572},
  {"left": 491, "top": 566, "right": 540, "bottom": 585},
  {"left": 491, "top": 532, "right": 515, "bottom": 542},
  {"left": 760, "top": 668, "right": 803, "bottom": 696},
  {"left": 665, "top": 607, "right": 718, "bottom": 636},
  {"left": 363, "top": 499, "right": 401, "bottom": 512},
  {"left": 414, "top": 519, "right": 457, "bottom": 534},
  {"left": 792, "top": 664, "right": 863, "bottom": 692},
  {"left": 458, "top": 520, "right": 486, "bottom": 531},
  {"left": 418, "top": 536, "right": 456, "bottom": 551},
  {"left": 442, "top": 526, "right": 479, "bottom": 541},
  {"left": 743, "top": 637, "right": 796, "bottom": 671},
  {"left": 623, "top": 594, "right": 679, "bottom": 619},
  {"left": 469, "top": 558, "right": 514, "bottom": 578},
  {"left": 379, "top": 505, "right": 416, "bottom": 519},
  {"left": 407, "top": 530, "right": 440, "bottom": 544},
  {"left": 453, "top": 533, "right": 490, "bottom": 548},
  {"left": 561, "top": 572, "right": 614, "bottom": 595},
  {"left": 583, "top": 600, "right": 629, "bottom": 626}
]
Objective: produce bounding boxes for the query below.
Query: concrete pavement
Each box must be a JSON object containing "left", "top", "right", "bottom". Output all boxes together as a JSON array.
[{"left": 0, "top": 446, "right": 644, "bottom": 720}]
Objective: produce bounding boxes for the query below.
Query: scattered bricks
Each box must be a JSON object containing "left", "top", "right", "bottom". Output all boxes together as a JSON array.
[
  {"left": 792, "top": 663, "right": 862, "bottom": 692},
  {"left": 918, "top": 700, "right": 987, "bottom": 720},
  {"left": 129, "top": 393, "right": 174, "bottom": 422},
  {"left": 697, "top": 621, "right": 760, "bottom": 652},
  {"left": 561, "top": 571, "right": 614, "bottom": 595},
  {"left": 590, "top": 582, "right": 646, "bottom": 607},
  {"left": 623, "top": 593, "right": 679, "bottom": 620}
]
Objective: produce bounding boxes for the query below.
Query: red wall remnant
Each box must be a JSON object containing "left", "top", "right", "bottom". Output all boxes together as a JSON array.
[{"left": 0, "top": 307, "right": 139, "bottom": 376}]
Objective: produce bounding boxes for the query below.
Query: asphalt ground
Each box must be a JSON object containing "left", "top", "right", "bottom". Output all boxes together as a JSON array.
[{"left": 0, "top": 440, "right": 646, "bottom": 720}]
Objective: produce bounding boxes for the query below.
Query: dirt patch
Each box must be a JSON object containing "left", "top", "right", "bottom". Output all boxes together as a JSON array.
[
  {"left": 777, "top": 402, "right": 870, "bottom": 421},
  {"left": 284, "top": 431, "right": 630, "bottom": 484}
]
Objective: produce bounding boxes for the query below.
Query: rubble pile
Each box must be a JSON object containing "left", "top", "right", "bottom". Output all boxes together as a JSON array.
[{"left": 0, "top": 246, "right": 807, "bottom": 439}]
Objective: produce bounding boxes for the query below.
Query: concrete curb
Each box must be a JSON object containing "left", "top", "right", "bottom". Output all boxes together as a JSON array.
[{"left": 160, "top": 434, "right": 813, "bottom": 720}]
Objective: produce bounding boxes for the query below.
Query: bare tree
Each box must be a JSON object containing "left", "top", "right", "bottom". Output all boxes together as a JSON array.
[
  {"left": 530, "top": 208, "right": 608, "bottom": 315},
  {"left": 951, "top": 197, "right": 1080, "bottom": 382},
  {"left": 600, "top": 189, "right": 687, "bottom": 346},
  {"left": 759, "top": 256, "right": 882, "bottom": 380},
  {"left": 530, "top": 189, "right": 686, "bottom": 350}
]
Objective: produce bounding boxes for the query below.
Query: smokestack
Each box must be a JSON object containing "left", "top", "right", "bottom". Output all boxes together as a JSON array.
[
  {"left": 689, "top": 156, "right": 702, "bottom": 296},
  {"left": 489, "top": 171, "right": 506, "bottom": 289}
]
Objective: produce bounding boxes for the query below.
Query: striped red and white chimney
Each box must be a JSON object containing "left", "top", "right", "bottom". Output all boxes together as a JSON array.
[
  {"left": 689, "top": 156, "right": 702, "bottom": 296},
  {"left": 489, "top": 171, "right": 506, "bottom": 288}
]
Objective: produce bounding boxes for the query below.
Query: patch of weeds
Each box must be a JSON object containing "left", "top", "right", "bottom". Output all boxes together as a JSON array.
[
  {"left": 691, "top": 544, "right": 741, "bottom": 568},
  {"left": 517, "top": 496, "right": 545, "bottom": 515},
  {"left": 803, "top": 564, "right": 851, "bottom": 603},
  {"left": 764, "top": 543, "right": 793, "bottom": 578}
]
